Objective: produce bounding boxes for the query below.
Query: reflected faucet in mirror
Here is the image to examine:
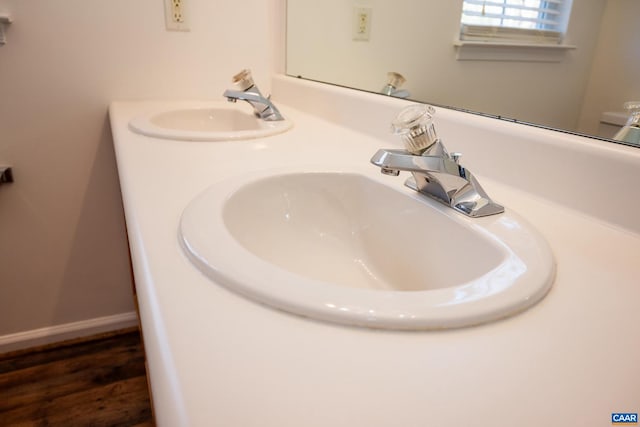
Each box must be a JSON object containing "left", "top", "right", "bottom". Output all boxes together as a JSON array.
[
  {"left": 371, "top": 104, "right": 504, "bottom": 218},
  {"left": 613, "top": 101, "right": 640, "bottom": 146},
  {"left": 223, "top": 69, "right": 285, "bottom": 121},
  {"left": 380, "top": 72, "right": 410, "bottom": 98}
]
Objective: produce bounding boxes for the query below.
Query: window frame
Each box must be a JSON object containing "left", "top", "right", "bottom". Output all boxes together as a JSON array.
[{"left": 454, "top": 0, "right": 576, "bottom": 62}]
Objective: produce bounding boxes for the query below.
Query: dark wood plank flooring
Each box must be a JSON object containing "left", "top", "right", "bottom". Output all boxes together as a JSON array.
[{"left": 0, "top": 328, "right": 154, "bottom": 426}]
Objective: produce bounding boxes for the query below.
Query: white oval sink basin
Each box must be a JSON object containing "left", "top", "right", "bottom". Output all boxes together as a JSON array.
[
  {"left": 180, "top": 170, "right": 555, "bottom": 329},
  {"left": 129, "top": 102, "right": 293, "bottom": 141}
]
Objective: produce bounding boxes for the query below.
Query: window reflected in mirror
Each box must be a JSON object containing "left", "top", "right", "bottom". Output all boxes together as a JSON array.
[{"left": 286, "top": 0, "right": 640, "bottom": 147}]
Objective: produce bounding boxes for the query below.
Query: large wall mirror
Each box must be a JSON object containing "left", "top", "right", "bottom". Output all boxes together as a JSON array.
[{"left": 286, "top": 0, "right": 640, "bottom": 147}]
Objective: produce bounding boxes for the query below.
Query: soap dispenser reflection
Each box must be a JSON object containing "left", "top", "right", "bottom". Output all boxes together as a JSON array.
[{"left": 613, "top": 101, "right": 640, "bottom": 146}]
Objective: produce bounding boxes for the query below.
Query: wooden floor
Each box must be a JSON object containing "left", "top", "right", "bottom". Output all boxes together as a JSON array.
[{"left": 0, "top": 328, "right": 154, "bottom": 426}]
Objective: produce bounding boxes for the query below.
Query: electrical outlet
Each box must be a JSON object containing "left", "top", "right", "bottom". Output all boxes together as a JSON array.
[
  {"left": 353, "top": 7, "right": 372, "bottom": 41},
  {"left": 164, "top": 0, "right": 189, "bottom": 31}
]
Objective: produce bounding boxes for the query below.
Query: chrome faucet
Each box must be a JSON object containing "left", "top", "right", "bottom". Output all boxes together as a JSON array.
[
  {"left": 223, "top": 69, "right": 284, "bottom": 121},
  {"left": 370, "top": 104, "right": 504, "bottom": 217}
]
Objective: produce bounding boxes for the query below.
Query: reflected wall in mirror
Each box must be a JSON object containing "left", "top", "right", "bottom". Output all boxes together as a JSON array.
[{"left": 286, "top": 0, "right": 640, "bottom": 146}]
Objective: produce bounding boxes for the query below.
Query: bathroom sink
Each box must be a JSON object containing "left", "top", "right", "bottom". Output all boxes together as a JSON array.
[
  {"left": 179, "top": 170, "right": 555, "bottom": 329},
  {"left": 128, "top": 102, "right": 293, "bottom": 141}
]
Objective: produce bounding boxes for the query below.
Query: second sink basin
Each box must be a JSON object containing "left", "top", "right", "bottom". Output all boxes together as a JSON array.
[
  {"left": 129, "top": 102, "right": 293, "bottom": 141},
  {"left": 180, "top": 169, "right": 555, "bottom": 329}
]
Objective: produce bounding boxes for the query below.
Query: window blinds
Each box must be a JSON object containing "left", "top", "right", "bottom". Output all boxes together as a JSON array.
[{"left": 460, "top": 0, "right": 572, "bottom": 44}]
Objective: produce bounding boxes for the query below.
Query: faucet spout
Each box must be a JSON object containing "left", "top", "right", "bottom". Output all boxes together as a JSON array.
[
  {"left": 371, "top": 148, "right": 504, "bottom": 217},
  {"left": 223, "top": 89, "right": 284, "bottom": 121},
  {"left": 371, "top": 148, "right": 460, "bottom": 176}
]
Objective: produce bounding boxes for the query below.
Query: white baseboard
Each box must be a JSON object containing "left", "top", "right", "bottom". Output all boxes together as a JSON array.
[{"left": 0, "top": 311, "right": 139, "bottom": 354}]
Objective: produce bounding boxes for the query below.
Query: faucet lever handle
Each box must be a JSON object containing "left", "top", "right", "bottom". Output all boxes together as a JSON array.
[
  {"left": 231, "top": 69, "right": 255, "bottom": 91},
  {"left": 391, "top": 104, "right": 439, "bottom": 155}
]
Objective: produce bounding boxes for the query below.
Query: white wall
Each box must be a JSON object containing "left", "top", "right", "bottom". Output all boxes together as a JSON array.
[
  {"left": 287, "top": 0, "right": 606, "bottom": 131},
  {"left": 577, "top": 0, "right": 640, "bottom": 135},
  {"left": 0, "top": 0, "right": 282, "bottom": 341}
]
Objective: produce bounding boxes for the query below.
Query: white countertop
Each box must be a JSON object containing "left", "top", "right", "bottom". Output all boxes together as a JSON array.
[{"left": 110, "top": 85, "right": 640, "bottom": 426}]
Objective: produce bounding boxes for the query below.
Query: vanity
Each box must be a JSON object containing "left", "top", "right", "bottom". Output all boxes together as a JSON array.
[{"left": 110, "top": 75, "right": 640, "bottom": 426}]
